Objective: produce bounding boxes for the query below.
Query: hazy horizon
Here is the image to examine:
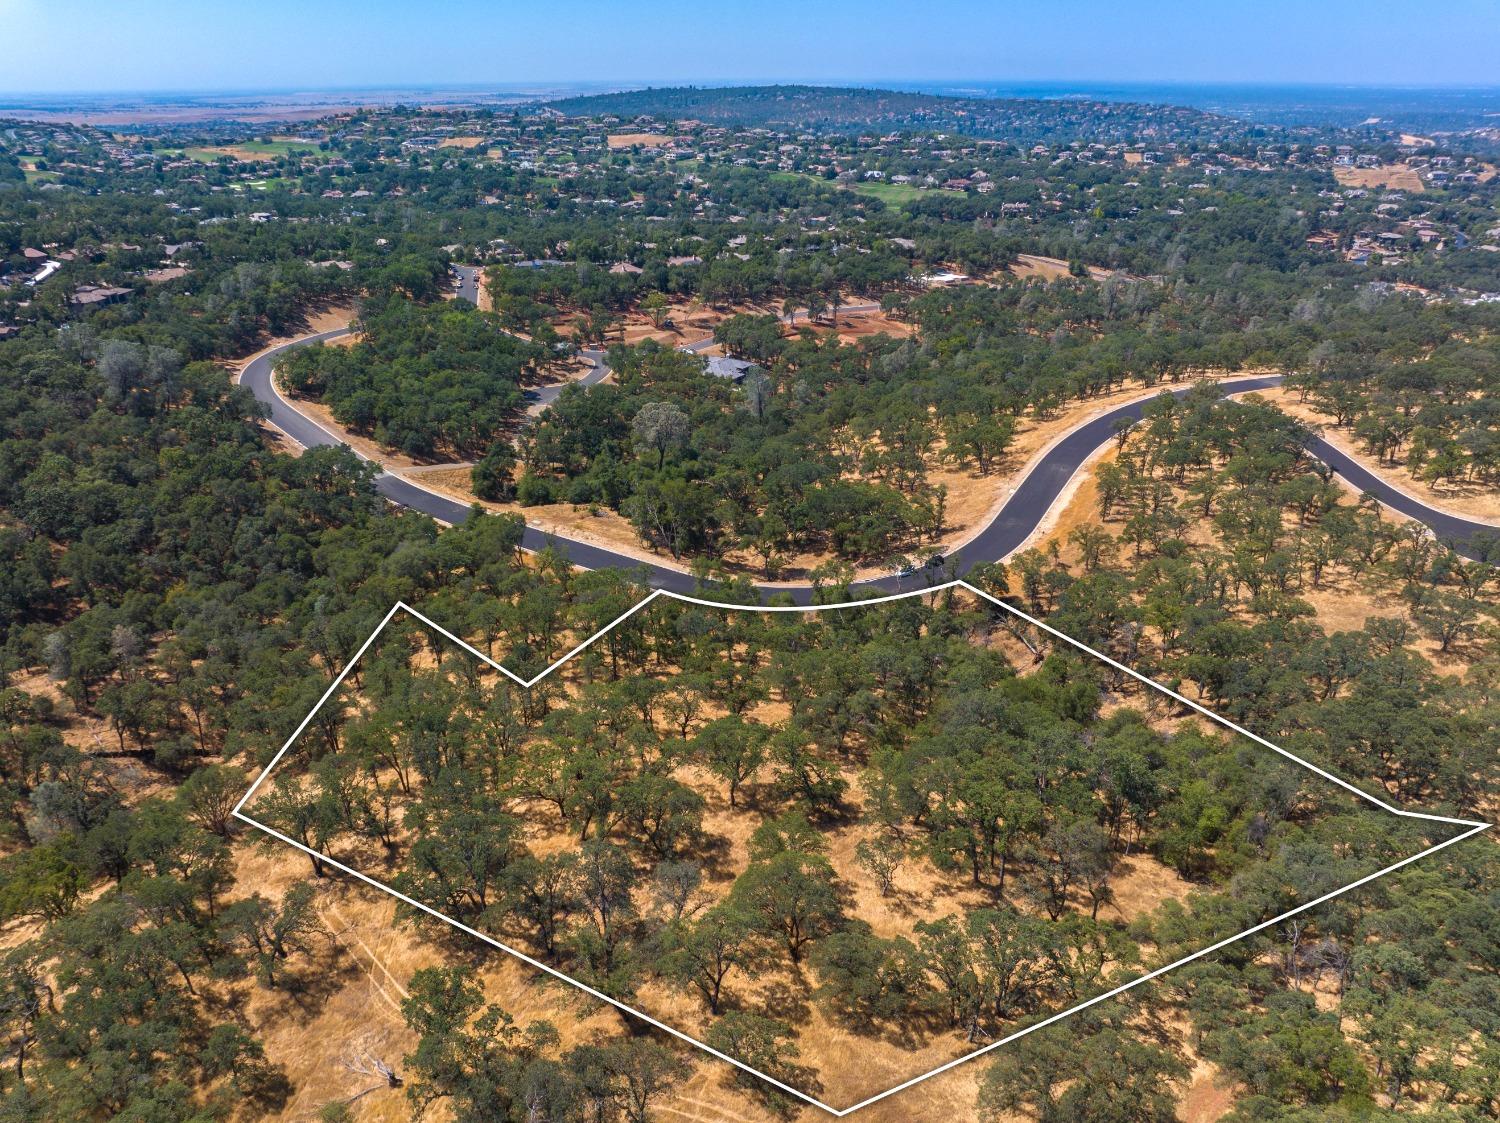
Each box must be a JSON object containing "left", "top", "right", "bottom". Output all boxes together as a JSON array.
[
  {"left": 5, "top": 0, "right": 1497, "bottom": 95},
  {"left": 4, "top": 79, "right": 1500, "bottom": 100}
]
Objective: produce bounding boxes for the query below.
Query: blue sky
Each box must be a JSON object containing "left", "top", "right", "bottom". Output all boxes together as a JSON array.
[{"left": 3, "top": 0, "right": 1497, "bottom": 93}]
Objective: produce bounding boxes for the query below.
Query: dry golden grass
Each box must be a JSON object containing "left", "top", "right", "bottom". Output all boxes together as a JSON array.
[
  {"left": 232, "top": 829, "right": 999, "bottom": 1123},
  {"left": 1333, "top": 164, "right": 1425, "bottom": 193},
  {"left": 608, "top": 133, "right": 674, "bottom": 149},
  {"left": 1031, "top": 429, "right": 1489, "bottom": 678},
  {"left": 440, "top": 136, "right": 486, "bottom": 149},
  {"left": 5, "top": 668, "right": 176, "bottom": 813},
  {"left": 230, "top": 852, "right": 426, "bottom": 1123},
  {"left": 239, "top": 591, "right": 1212, "bottom": 1112},
  {"left": 1251, "top": 387, "right": 1500, "bottom": 523},
  {"left": 1008, "top": 253, "right": 1115, "bottom": 283}
]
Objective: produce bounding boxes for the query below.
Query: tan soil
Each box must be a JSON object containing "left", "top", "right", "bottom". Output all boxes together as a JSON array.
[
  {"left": 608, "top": 133, "right": 673, "bottom": 149},
  {"left": 1008, "top": 253, "right": 1114, "bottom": 282},
  {"left": 475, "top": 274, "right": 496, "bottom": 313},
  {"left": 1246, "top": 387, "right": 1500, "bottom": 523},
  {"left": 246, "top": 595, "right": 1205, "bottom": 1116},
  {"left": 571, "top": 296, "right": 910, "bottom": 354},
  {"left": 1032, "top": 432, "right": 1487, "bottom": 677},
  {"left": 819, "top": 307, "right": 917, "bottom": 344},
  {"left": 198, "top": 140, "right": 313, "bottom": 162},
  {"left": 1333, "top": 164, "right": 1425, "bottom": 193},
  {"left": 591, "top": 297, "right": 777, "bottom": 351},
  {"left": 1177, "top": 1052, "right": 1237, "bottom": 1122},
  {"left": 440, "top": 135, "right": 486, "bottom": 148}
]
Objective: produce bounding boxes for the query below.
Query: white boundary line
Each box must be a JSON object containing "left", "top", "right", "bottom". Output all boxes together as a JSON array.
[{"left": 232, "top": 581, "right": 1491, "bottom": 1115}]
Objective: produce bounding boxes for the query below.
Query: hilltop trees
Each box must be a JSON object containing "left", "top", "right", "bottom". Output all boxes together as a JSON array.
[
  {"left": 277, "top": 295, "right": 538, "bottom": 458},
  {"left": 731, "top": 848, "right": 846, "bottom": 966},
  {"left": 978, "top": 1009, "right": 1188, "bottom": 1123},
  {"left": 661, "top": 904, "right": 759, "bottom": 1014}
]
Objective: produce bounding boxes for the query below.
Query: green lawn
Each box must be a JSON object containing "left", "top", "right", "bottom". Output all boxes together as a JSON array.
[
  {"left": 769, "top": 170, "right": 962, "bottom": 208},
  {"left": 849, "top": 180, "right": 964, "bottom": 206},
  {"left": 182, "top": 139, "right": 319, "bottom": 162}
]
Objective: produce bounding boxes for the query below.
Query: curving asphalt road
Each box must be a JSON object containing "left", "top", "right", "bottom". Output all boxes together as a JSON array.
[{"left": 240, "top": 290, "right": 1497, "bottom": 602}]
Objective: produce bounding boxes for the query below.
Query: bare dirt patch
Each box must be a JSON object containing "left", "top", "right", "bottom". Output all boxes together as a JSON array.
[
  {"left": 608, "top": 132, "right": 673, "bottom": 149},
  {"left": 600, "top": 297, "right": 774, "bottom": 351},
  {"left": 1008, "top": 253, "right": 1114, "bottom": 282},
  {"left": 818, "top": 307, "right": 916, "bottom": 345},
  {"left": 440, "top": 135, "right": 486, "bottom": 148},
  {"left": 1178, "top": 1057, "right": 1237, "bottom": 1122},
  {"left": 1333, "top": 164, "right": 1424, "bottom": 193}
]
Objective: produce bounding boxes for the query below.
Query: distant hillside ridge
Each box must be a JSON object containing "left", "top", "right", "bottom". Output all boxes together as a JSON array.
[{"left": 538, "top": 83, "right": 1262, "bottom": 146}]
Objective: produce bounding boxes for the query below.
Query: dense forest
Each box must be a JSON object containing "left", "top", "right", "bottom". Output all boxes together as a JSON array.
[
  {"left": 275, "top": 294, "right": 542, "bottom": 459},
  {"left": 512, "top": 279, "right": 1500, "bottom": 571}
]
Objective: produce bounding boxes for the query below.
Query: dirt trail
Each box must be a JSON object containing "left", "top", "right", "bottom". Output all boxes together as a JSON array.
[
  {"left": 321, "top": 903, "right": 410, "bottom": 1014},
  {"left": 659, "top": 1098, "right": 763, "bottom": 1123}
]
